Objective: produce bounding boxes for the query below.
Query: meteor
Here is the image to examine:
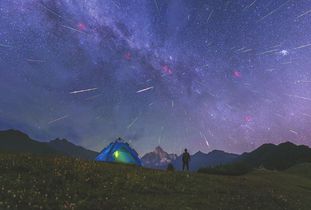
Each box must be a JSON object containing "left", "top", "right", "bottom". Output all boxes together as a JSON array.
[
  {"left": 287, "top": 94, "right": 311, "bottom": 102},
  {"left": 26, "top": 59, "right": 46, "bottom": 63},
  {"left": 70, "top": 88, "right": 98, "bottom": 94},
  {"left": 206, "top": 10, "right": 214, "bottom": 24},
  {"left": 257, "top": 0, "right": 290, "bottom": 23},
  {"left": 112, "top": 0, "right": 121, "bottom": 9},
  {"left": 0, "top": 43, "right": 12, "bottom": 48},
  {"left": 302, "top": 113, "right": 311, "bottom": 118},
  {"left": 127, "top": 117, "right": 138, "bottom": 129},
  {"left": 241, "top": 49, "right": 253, "bottom": 53},
  {"left": 136, "top": 86, "right": 154, "bottom": 93},
  {"left": 154, "top": 0, "right": 160, "bottom": 14},
  {"left": 293, "top": 43, "right": 311, "bottom": 50},
  {"left": 48, "top": 115, "right": 68, "bottom": 124},
  {"left": 289, "top": 130, "right": 298, "bottom": 135},
  {"left": 39, "top": 2, "right": 62, "bottom": 19},
  {"left": 62, "top": 25, "right": 85, "bottom": 34},
  {"left": 205, "top": 140, "right": 210, "bottom": 147},
  {"left": 244, "top": 0, "right": 257, "bottom": 10},
  {"left": 256, "top": 49, "right": 279, "bottom": 56},
  {"left": 297, "top": 9, "right": 311, "bottom": 18}
]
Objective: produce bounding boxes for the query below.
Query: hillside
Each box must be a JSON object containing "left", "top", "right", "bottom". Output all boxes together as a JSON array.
[
  {"left": 0, "top": 129, "right": 58, "bottom": 155},
  {"left": 238, "top": 142, "right": 311, "bottom": 170},
  {"left": 0, "top": 130, "right": 98, "bottom": 160},
  {"left": 1, "top": 153, "right": 311, "bottom": 210},
  {"left": 48, "top": 138, "right": 98, "bottom": 160},
  {"left": 286, "top": 163, "right": 311, "bottom": 179}
]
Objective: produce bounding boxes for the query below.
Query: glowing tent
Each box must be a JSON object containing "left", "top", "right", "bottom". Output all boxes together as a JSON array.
[{"left": 95, "top": 138, "right": 142, "bottom": 166}]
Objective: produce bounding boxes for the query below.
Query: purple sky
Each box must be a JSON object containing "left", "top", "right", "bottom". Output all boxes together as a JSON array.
[{"left": 0, "top": 0, "right": 311, "bottom": 155}]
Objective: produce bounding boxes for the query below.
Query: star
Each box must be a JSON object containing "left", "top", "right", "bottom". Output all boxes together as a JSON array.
[{"left": 280, "top": 50, "right": 289, "bottom": 56}]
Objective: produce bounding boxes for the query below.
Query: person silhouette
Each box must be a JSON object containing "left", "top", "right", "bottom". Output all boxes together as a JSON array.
[{"left": 182, "top": 148, "right": 190, "bottom": 171}]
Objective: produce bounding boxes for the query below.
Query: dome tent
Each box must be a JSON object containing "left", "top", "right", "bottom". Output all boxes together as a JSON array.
[{"left": 95, "top": 138, "right": 142, "bottom": 166}]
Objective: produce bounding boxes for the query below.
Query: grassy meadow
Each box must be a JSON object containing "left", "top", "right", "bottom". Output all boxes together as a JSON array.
[{"left": 1, "top": 153, "right": 311, "bottom": 210}]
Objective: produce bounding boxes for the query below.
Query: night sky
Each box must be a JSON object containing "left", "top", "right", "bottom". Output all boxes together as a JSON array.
[{"left": 1, "top": 0, "right": 311, "bottom": 155}]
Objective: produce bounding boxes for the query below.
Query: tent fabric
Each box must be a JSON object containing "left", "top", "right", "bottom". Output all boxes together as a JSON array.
[{"left": 95, "top": 139, "right": 142, "bottom": 166}]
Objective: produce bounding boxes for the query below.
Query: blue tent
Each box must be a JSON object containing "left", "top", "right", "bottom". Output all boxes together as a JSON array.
[{"left": 95, "top": 138, "right": 142, "bottom": 166}]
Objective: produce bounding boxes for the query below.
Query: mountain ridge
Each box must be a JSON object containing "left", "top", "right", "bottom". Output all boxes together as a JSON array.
[
  {"left": 0, "top": 129, "right": 98, "bottom": 160},
  {"left": 172, "top": 149, "right": 239, "bottom": 171},
  {"left": 1, "top": 129, "right": 311, "bottom": 171},
  {"left": 237, "top": 141, "right": 311, "bottom": 170}
]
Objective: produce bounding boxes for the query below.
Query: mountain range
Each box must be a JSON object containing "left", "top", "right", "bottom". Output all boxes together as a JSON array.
[
  {"left": 1, "top": 129, "right": 311, "bottom": 172},
  {"left": 237, "top": 142, "right": 311, "bottom": 170},
  {"left": 172, "top": 150, "right": 239, "bottom": 171},
  {"left": 0, "top": 129, "right": 98, "bottom": 160},
  {"left": 140, "top": 146, "right": 240, "bottom": 171}
]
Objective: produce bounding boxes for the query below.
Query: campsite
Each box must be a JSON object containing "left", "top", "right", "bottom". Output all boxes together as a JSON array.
[
  {"left": 95, "top": 138, "right": 142, "bottom": 166},
  {"left": 1, "top": 132, "right": 311, "bottom": 209},
  {"left": 1, "top": 0, "right": 311, "bottom": 209}
]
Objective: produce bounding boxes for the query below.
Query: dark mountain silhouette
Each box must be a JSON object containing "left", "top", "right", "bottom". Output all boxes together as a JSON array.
[
  {"left": 141, "top": 146, "right": 177, "bottom": 169},
  {"left": 48, "top": 138, "right": 98, "bottom": 160},
  {"left": 237, "top": 142, "right": 311, "bottom": 170},
  {"left": 199, "top": 142, "right": 311, "bottom": 175},
  {"left": 0, "top": 129, "right": 98, "bottom": 160},
  {"left": 2, "top": 129, "right": 311, "bottom": 171},
  {"left": 0, "top": 129, "right": 58, "bottom": 155},
  {"left": 172, "top": 150, "right": 239, "bottom": 171}
]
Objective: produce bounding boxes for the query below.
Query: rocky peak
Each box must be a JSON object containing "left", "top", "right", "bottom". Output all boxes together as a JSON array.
[
  {"left": 154, "top": 146, "right": 165, "bottom": 154},
  {"left": 141, "top": 146, "right": 177, "bottom": 169}
]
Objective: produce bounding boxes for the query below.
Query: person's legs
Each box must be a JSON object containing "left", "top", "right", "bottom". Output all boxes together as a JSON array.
[
  {"left": 186, "top": 162, "right": 189, "bottom": 171},
  {"left": 182, "top": 161, "right": 185, "bottom": 171}
]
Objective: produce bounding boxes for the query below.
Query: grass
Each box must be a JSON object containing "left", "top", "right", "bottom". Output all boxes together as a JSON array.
[
  {"left": 1, "top": 153, "right": 311, "bottom": 210},
  {"left": 198, "top": 162, "right": 253, "bottom": 176},
  {"left": 285, "top": 163, "right": 311, "bottom": 179}
]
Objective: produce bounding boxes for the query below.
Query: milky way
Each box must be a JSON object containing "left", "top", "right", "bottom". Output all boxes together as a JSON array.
[{"left": 0, "top": 0, "right": 311, "bottom": 155}]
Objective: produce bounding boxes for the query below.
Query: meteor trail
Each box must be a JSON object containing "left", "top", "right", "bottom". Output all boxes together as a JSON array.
[
  {"left": 112, "top": 0, "right": 121, "bottom": 9},
  {"left": 153, "top": 0, "right": 160, "bottom": 14},
  {"left": 70, "top": 88, "right": 98, "bottom": 94},
  {"left": 287, "top": 94, "right": 311, "bottom": 102},
  {"left": 48, "top": 115, "right": 68, "bottom": 124},
  {"left": 289, "top": 130, "right": 298, "bottom": 135},
  {"left": 136, "top": 86, "right": 154, "bottom": 93},
  {"left": 293, "top": 43, "right": 311, "bottom": 50},
  {"left": 297, "top": 9, "right": 311, "bottom": 18},
  {"left": 0, "top": 43, "right": 12, "bottom": 48},
  {"left": 39, "top": 3, "right": 63, "bottom": 19},
  {"left": 241, "top": 49, "right": 253, "bottom": 53},
  {"left": 244, "top": 0, "right": 257, "bottom": 11},
  {"left": 127, "top": 117, "right": 138, "bottom": 129},
  {"left": 302, "top": 113, "right": 311, "bottom": 118},
  {"left": 256, "top": 49, "right": 279, "bottom": 56},
  {"left": 62, "top": 25, "right": 85, "bottom": 34},
  {"left": 205, "top": 140, "right": 210, "bottom": 147},
  {"left": 26, "top": 59, "right": 46, "bottom": 63},
  {"left": 200, "top": 131, "right": 210, "bottom": 148},
  {"left": 206, "top": 10, "right": 214, "bottom": 24},
  {"left": 257, "top": 0, "right": 290, "bottom": 23}
]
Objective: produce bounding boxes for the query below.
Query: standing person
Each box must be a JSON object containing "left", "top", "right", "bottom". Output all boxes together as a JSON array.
[{"left": 182, "top": 148, "right": 190, "bottom": 171}]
